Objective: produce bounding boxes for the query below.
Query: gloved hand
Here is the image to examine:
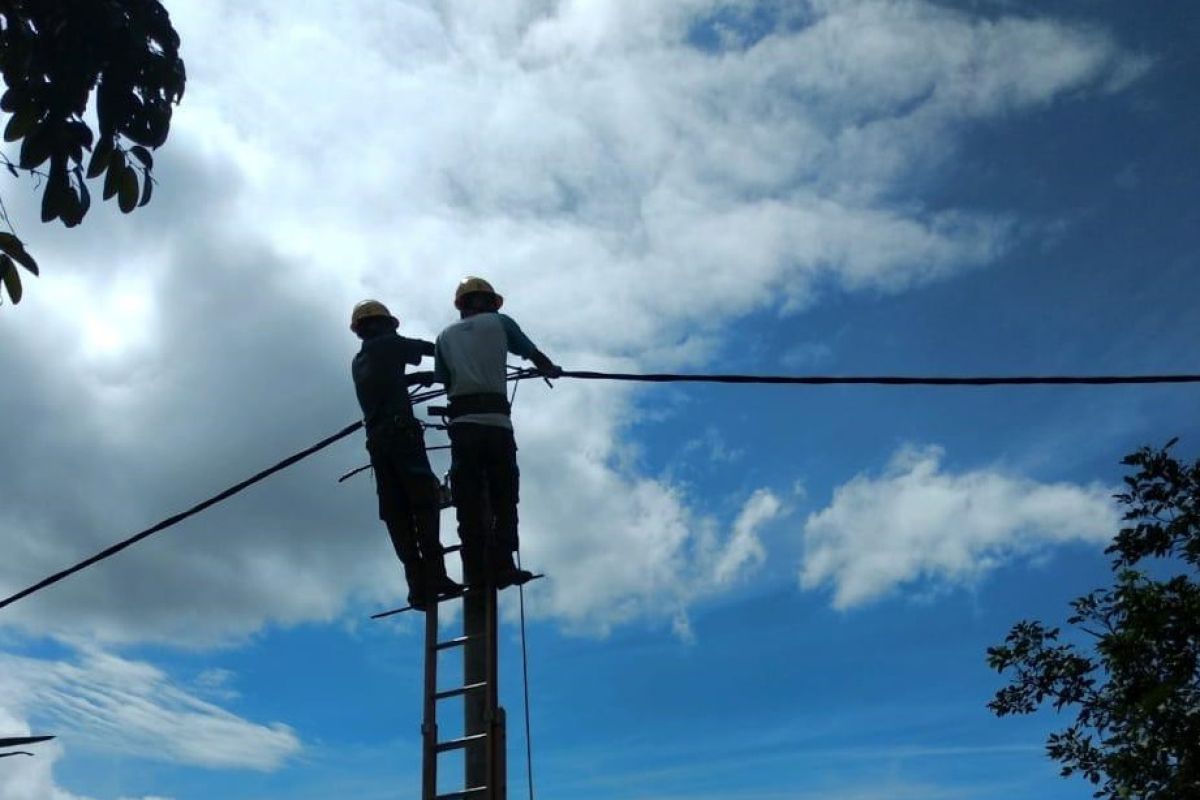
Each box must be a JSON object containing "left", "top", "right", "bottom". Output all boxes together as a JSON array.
[
  {"left": 530, "top": 350, "right": 562, "bottom": 380},
  {"left": 408, "top": 370, "right": 437, "bottom": 387}
]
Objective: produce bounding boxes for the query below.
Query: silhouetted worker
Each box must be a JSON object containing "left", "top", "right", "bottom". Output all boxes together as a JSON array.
[
  {"left": 434, "top": 277, "right": 561, "bottom": 588},
  {"left": 350, "top": 299, "right": 461, "bottom": 610}
]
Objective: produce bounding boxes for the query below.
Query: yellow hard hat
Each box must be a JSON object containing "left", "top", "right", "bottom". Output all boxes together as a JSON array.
[
  {"left": 454, "top": 276, "right": 503, "bottom": 310},
  {"left": 350, "top": 299, "right": 398, "bottom": 332}
]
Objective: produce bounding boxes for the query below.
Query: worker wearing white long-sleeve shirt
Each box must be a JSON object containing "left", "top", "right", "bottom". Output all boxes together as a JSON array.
[{"left": 434, "top": 277, "right": 560, "bottom": 589}]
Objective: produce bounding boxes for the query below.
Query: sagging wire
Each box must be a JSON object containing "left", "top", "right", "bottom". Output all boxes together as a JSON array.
[
  {"left": 337, "top": 463, "right": 373, "bottom": 483},
  {"left": 4, "top": 368, "right": 1197, "bottom": 612},
  {"left": 516, "top": 549, "right": 537, "bottom": 800},
  {"left": 0, "top": 383, "right": 447, "bottom": 612},
  {"left": 337, "top": 370, "right": 528, "bottom": 485},
  {"left": 506, "top": 364, "right": 539, "bottom": 800},
  {"left": 0, "top": 419, "right": 370, "bottom": 611},
  {"left": 337, "top": 380, "right": 455, "bottom": 483}
]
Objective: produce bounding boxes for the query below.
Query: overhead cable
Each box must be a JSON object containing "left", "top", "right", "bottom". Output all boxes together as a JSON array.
[
  {"left": 0, "top": 388, "right": 451, "bottom": 613},
  {"left": 2, "top": 369, "right": 1197, "bottom": 612},
  {"left": 0, "top": 420, "right": 368, "bottom": 611},
  {"left": 560, "top": 370, "right": 1200, "bottom": 386}
]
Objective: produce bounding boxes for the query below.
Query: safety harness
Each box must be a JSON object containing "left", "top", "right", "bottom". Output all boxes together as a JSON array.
[{"left": 446, "top": 392, "right": 511, "bottom": 418}]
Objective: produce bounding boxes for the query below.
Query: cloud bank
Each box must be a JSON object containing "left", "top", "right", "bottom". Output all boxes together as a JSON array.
[
  {"left": 0, "top": 0, "right": 1144, "bottom": 647},
  {"left": 800, "top": 445, "right": 1119, "bottom": 608},
  {"left": 0, "top": 648, "right": 299, "bottom": 771}
]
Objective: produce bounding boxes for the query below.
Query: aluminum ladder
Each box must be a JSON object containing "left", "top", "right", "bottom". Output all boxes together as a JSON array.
[{"left": 421, "top": 544, "right": 506, "bottom": 800}]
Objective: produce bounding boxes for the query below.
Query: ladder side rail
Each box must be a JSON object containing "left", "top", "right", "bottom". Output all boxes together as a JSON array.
[
  {"left": 463, "top": 567, "right": 491, "bottom": 796},
  {"left": 422, "top": 600, "right": 440, "bottom": 800},
  {"left": 486, "top": 584, "right": 501, "bottom": 800},
  {"left": 495, "top": 706, "right": 507, "bottom": 800}
]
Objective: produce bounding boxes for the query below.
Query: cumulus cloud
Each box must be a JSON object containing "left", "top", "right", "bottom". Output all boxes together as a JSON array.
[
  {"left": 0, "top": 648, "right": 300, "bottom": 771},
  {"left": 0, "top": 705, "right": 87, "bottom": 800},
  {"left": 0, "top": 704, "right": 173, "bottom": 800},
  {"left": 513, "top": 385, "right": 787, "bottom": 632},
  {"left": 0, "top": 0, "right": 1145, "bottom": 646},
  {"left": 800, "top": 445, "right": 1120, "bottom": 608}
]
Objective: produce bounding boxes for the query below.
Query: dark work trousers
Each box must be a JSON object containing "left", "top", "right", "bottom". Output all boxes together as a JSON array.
[
  {"left": 448, "top": 422, "right": 520, "bottom": 581},
  {"left": 368, "top": 423, "right": 446, "bottom": 580}
]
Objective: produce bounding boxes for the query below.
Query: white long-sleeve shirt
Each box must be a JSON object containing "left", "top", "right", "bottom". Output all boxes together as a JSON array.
[{"left": 434, "top": 312, "right": 539, "bottom": 430}]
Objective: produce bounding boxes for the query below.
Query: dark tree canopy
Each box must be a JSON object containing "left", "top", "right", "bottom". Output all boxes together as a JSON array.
[
  {"left": 988, "top": 441, "right": 1200, "bottom": 799},
  {"left": 0, "top": 0, "right": 185, "bottom": 304}
]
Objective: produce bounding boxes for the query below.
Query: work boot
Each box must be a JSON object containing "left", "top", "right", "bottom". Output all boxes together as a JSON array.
[
  {"left": 424, "top": 552, "right": 465, "bottom": 601},
  {"left": 493, "top": 551, "right": 534, "bottom": 590},
  {"left": 429, "top": 574, "right": 464, "bottom": 600},
  {"left": 426, "top": 560, "right": 463, "bottom": 599},
  {"left": 403, "top": 562, "right": 427, "bottom": 611}
]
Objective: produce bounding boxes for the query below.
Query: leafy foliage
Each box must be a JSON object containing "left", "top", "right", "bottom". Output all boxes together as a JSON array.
[
  {"left": 988, "top": 441, "right": 1200, "bottom": 799},
  {"left": 0, "top": 0, "right": 185, "bottom": 304}
]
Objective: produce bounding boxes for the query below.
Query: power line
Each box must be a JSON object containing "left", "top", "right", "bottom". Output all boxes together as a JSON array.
[
  {"left": 1, "top": 369, "right": 1196, "bottom": 613},
  {"left": 0, "top": 419, "right": 366, "bottom": 612},
  {"left": 561, "top": 370, "right": 1200, "bottom": 386},
  {"left": 0, "top": 384, "right": 456, "bottom": 613}
]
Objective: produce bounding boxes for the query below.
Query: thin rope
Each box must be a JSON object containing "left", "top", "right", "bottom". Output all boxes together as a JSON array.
[
  {"left": 560, "top": 370, "right": 1200, "bottom": 386},
  {"left": 337, "top": 464, "right": 373, "bottom": 483},
  {"left": 509, "top": 367, "right": 524, "bottom": 406},
  {"left": 516, "top": 528, "right": 536, "bottom": 800},
  {"left": 506, "top": 366, "right": 539, "bottom": 799}
]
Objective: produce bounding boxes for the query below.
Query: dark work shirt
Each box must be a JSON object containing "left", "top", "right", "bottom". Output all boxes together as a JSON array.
[{"left": 352, "top": 332, "right": 435, "bottom": 440}]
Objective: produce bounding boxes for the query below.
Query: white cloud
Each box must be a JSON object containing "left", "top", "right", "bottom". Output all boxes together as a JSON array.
[
  {"left": 0, "top": 0, "right": 1145, "bottom": 644},
  {"left": 0, "top": 705, "right": 89, "bottom": 800},
  {"left": 0, "top": 705, "right": 173, "bottom": 800},
  {"left": 713, "top": 489, "right": 782, "bottom": 586},
  {"left": 0, "top": 707, "right": 172, "bottom": 800},
  {"left": 512, "top": 383, "right": 787, "bottom": 632},
  {"left": 192, "top": 668, "right": 239, "bottom": 702},
  {"left": 800, "top": 445, "right": 1119, "bottom": 608},
  {"left": 0, "top": 648, "right": 300, "bottom": 771}
]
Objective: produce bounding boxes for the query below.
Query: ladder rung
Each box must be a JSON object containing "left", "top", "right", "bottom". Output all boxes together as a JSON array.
[
  {"left": 436, "top": 787, "right": 488, "bottom": 800},
  {"left": 435, "top": 635, "right": 477, "bottom": 651},
  {"left": 435, "top": 733, "right": 488, "bottom": 753},
  {"left": 369, "top": 573, "right": 544, "bottom": 620},
  {"left": 434, "top": 681, "right": 487, "bottom": 701}
]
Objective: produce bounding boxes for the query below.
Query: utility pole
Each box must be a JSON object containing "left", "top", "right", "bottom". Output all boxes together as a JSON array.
[
  {"left": 462, "top": 557, "right": 504, "bottom": 800},
  {"left": 407, "top": 542, "right": 509, "bottom": 800},
  {"left": 371, "top": 548, "right": 540, "bottom": 798}
]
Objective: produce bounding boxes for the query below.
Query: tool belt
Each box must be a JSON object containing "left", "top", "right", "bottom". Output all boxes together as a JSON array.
[{"left": 447, "top": 392, "right": 511, "bottom": 418}]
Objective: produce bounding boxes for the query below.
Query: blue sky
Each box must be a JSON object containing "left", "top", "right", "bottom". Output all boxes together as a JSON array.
[{"left": 1, "top": 1, "right": 1198, "bottom": 798}]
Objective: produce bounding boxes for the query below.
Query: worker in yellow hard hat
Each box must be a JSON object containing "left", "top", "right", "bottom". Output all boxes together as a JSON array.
[
  {"left": 350, "top": 299, "right": 461, "bottom": 610},
  {"left": 433, "top": 277, "right": 561, "bottom": 589}
]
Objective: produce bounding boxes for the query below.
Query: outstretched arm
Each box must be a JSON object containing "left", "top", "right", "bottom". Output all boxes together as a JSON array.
[
  {"left": 406, "top": 370, "right": 437, "bottom": 387},
  {"left": 528, "top": 349, "right": 562, "bottom": 378},
  {"left": 412, "top": 337, "right": 435, "bottom": 360},
  {"left": 500, "top": 315, "right": 561, "bottom": 377},
  {"left": 401, "top": 338, "right": 438, "bottom": 386}
]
